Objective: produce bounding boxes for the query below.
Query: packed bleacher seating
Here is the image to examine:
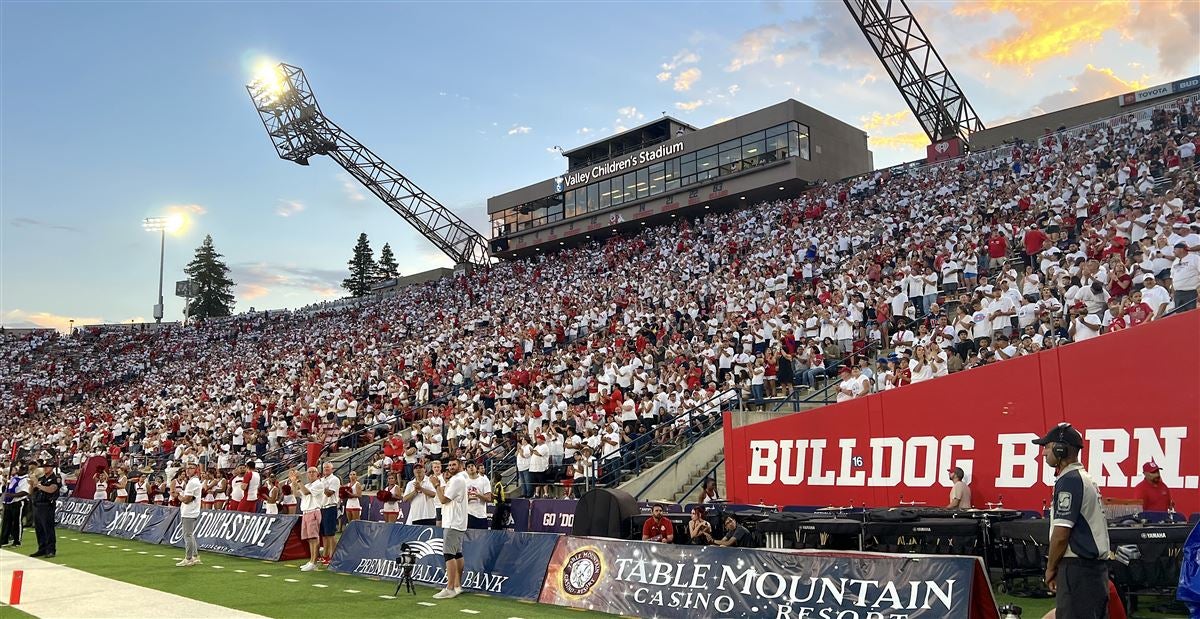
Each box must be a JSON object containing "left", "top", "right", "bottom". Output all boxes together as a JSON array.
[{"left": 2, "top": 94, "right": 1198, "bottom": 505}]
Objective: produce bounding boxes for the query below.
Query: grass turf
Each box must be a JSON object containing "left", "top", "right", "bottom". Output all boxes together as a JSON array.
[
  {"left": 0, "top": 605, "right": 36, "bottom": 619},
  {"left": 7, "top": 528, "right": 1183, "bottom": 618},
  {"left": 8, "top": 530, "right": 604, "bottom": 618}
]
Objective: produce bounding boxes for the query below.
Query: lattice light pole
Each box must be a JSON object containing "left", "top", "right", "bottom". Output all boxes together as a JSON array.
[
  {"left": 247, "top": 63, "right": 492, "bottom": 267},
  {"left": 843, "top": 0, "right": 985, "bottom": 145}
]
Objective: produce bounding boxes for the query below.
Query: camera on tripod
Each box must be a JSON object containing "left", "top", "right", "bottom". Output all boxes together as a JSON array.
[{"left": 393, "top": 542, "right": 421, "bottom": 596}]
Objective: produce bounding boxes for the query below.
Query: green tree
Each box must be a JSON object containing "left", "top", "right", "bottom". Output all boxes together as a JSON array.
[
  {"left": 342, "top": 233, "right": 377, "bottom": 297},
  {"left": 377, "top": 243, "right": 400, "bottom": 281},
  {"left": 184, "top": 234, "right": 235, "bottom": 319}
]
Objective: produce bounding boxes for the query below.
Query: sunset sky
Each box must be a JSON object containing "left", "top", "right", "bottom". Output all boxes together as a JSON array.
[{"left": 2, "top": 1, "right": 1197, "bottom": 330}]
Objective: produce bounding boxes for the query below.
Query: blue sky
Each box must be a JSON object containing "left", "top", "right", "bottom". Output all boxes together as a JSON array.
[{"left": 2, "top": 1, "right": 1197, "bottom": 330}]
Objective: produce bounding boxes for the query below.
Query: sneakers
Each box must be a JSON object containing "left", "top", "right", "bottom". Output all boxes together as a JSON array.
[
  {"left": 189, "top": 558, "right": 201, "bottom": 565},
  {"left": 432, "top": 589, "right": 452, "bottom": 599},
  {"left": 444, "top": 588, "right": 461, "bottom": 599},
  {"left": 176, "top": 559, "right": 191, "bottom": 567},
  {"left": 318, "top": 557, "right": 330, "bottom": 565},
  {"left": 300, "top": 562, "right": 317, "bottom": 572}
]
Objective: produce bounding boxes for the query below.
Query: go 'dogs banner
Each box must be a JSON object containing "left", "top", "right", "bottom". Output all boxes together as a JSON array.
[
  {"left": 725, "top": 313, "right": 1200, "bottom": 513},
  {"left": 82, "top": 500, "right": 179, "bottom": 542},
  {"left": 540, "top": 537, "right": 996, "bottom": 619},
  {"left": 329, "top": 521, "right": 558, "bottom": 600},
  {"left": 55, "top": 497, "right": 99, "bottom": 531},
  {"left": 165, "top": 510, "right": 300, "bottom": 561}
]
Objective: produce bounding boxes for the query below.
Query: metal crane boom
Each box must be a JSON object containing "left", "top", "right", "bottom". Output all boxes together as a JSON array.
[
  {"left": 247, "top": 63, "right": 492, "bottom": 267},
  {"left": 843, "top": 0, "right": 985, "bottom": 144}
]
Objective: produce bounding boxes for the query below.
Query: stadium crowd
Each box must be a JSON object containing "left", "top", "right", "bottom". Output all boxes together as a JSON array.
[{"left": 2, "top": 94, "right": 1198, "bottom": 506}]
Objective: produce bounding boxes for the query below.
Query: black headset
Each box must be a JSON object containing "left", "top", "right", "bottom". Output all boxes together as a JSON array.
[{"left": 1052, "top": 422, "right": 1074, "bottom": 460}]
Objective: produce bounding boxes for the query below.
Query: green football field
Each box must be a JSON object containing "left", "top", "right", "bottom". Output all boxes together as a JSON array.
[
  {"left": 4, "top": 531, "right": 602, "bottom": 618},
  {"left": 2, "top": 528, "right": 1182, "bottom": 618}
]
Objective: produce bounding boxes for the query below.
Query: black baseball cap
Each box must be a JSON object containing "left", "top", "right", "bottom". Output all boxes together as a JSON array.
[{"left": 1032, "top": 422, "right": 1083, "bottom": 448}]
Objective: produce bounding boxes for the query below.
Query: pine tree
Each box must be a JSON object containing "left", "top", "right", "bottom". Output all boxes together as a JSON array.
[
  {"left": 342, "top": 233, "right": 377, "bottom": 297},
  {"left": 184, "top": 234, "right": 236, "bottom": 319},
  {"left": 377, "top": 243, "right": 400, "bottom": 281}
]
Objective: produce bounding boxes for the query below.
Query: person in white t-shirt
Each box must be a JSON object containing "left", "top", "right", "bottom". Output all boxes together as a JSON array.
[
  {"left": 289, "top": 466, "right": 324, "bottom": 572},
  {"left": 403, "top": 466, "right": 437, "bottom": 526},
  {"left": 318, "top": 462, "right": 340, "bottom": 565},
  {"left": 464, "top": 461, "right": 494, "bottom": 529},
  {"left": 433, "top": 460, "right": 468, "bottom": 599},
  {"left": 172, "top": 462, "right": 204, "bottom": 567}
]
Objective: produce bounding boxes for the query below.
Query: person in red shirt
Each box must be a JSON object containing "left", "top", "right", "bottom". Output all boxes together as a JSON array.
[
  {"left": 641, "top": 504, "right": 675, "bottom": 543},
  {"left": 1135, "top": 460, "right": 1172, "bottom": 512},
  {"left": 1021, "top": 224, "right": 1048, "bottom": 269},
  {"left": 986, "top": 232, "right": 1008, "bottom": 275}
]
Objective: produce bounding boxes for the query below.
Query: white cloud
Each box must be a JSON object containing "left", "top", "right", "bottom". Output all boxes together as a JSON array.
[
  {"left": 660, "top": 50, "right": 700, "bottom": 71},
  {"left": 339, "top": 173, "right": 367, "bottom": 202},
  {"left": 617, "top": 106, "right": 644, "bottom": 121},
  {"left": 656, "top": 72, "right": 672, "bottom": 82},
  {"left": 507, "top": 125, "right": 532, "bottom": 135},
  {"left": 727, "top": 84, "right": 741, "bottom": 96},
  {"left": 275, "top": 200, "right": 305, "bottom": 217},
  {"left": 674, "top": 100, "right": 706, "bottom": 111},
  {"left": 2, "top": 309, "right": 104, "bottom": 333},
  {"left": 169, "top": 203, "right": 207, "bottom": 216},
  {"left": 673, "top": 67, "right": 702, "bottom": 92},
  {"left": 577, "top": 127, "right": 593, "bottom": 135}
]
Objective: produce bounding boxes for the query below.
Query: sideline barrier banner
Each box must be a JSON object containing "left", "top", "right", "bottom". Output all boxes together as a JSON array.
[
  {"left": 82, "top": 501, "right": 179, "bottom": 542},
  {"left": 725, "top": 312, "right": 1200, "bottom": 513},
  {"left": 539, "top": 536, "right": 997, "bottom": 619},
  {"left": 519, "top": 499, "right": 576, "bottom": 534},
  {"left": 165, "top": 510, "right": 300, "bottom": 561},
  {"left": 329, "top": 521, "right": 558, "bottom": 600},
  {"left": 54, "top": 498, "right": 98, "bottom": 531}
]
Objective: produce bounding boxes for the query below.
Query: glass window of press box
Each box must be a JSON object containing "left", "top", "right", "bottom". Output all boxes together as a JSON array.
[{"left": 492, "top": 122, "right": 810, "bottom": 237}]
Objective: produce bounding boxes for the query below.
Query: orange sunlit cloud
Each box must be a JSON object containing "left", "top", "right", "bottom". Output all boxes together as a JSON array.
[
  {"left": 860, "top": 110, "right": 911, "bottom": 132},
  {"left": 869, "top": 132, "right": 930, "bottom": 150},
  {"left": 955, "top": 0, "right": 1132, "bottom": 66}
]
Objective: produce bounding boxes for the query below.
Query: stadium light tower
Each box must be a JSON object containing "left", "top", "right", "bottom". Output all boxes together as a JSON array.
[
  {"left": 143, "top": 213, "right": 184, "bottom": 323},
  {"left": 246, "top": 62, "right": 492, "bottom": 267},
  {"left": 842, "top": 0, "right": 985, "bottom": 145}
]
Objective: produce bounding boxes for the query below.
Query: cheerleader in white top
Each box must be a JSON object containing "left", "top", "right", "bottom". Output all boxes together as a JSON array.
[
  {"left": 344, "top": 471, "right": 363, "bottom": 523},
  {"left": 213, "top": 476, "right": 228, "bottom": 510},
  {"left": 114, "top": 468, "right": 129, "bottom": 503},
  {"left": 95, "top": 471, "right": 110, "bottom": 501},
  {"left": 379, "top": 473, "right": 401, "bottom": 523},
  {"left": 134, "top": 478, "right": 150, "bottom": 504},
  {"left": 263, "top": 479, "right": 280, "bottom": 515},
  {"left": 201, "top": 471, "right": 216, "bottom": 511},
  {"left": 279, "top": 481, "right": 297, "bottom": 514}
]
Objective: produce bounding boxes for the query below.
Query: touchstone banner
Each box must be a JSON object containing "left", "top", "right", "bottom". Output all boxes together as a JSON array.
[
  {"left": 165, "top": 509, "right": 300, "bottom": 561},
  {"left": 539, "top": 536, "right": 999, "bottom": 619},
  {"left": 329, "top": 520, "right": 558, "bottom": 600}
]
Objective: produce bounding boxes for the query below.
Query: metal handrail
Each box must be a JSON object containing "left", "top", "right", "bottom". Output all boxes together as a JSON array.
[
  {"left": 680, "top": 457, "right": 724, "bottom": 505},
  {"left": 624, "top": 388, "right": 738, "bottom": 499}
]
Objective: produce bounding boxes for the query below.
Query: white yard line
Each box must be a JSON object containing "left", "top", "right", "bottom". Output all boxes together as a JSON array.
[{"left": 0, "top": 550, "right": 267, "bottom": 619}]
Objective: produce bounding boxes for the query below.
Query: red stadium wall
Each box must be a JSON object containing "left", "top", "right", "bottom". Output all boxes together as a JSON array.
[{"left": 724, "top": 311, "right": 1200, "bottom": 514}]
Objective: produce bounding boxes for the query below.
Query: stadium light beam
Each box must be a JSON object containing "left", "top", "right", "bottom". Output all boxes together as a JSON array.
[{"left": 143, "top": 216, "right": 168, "bottom": 323}]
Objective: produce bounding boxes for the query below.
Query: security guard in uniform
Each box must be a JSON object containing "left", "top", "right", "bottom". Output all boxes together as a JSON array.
[
  {"left": 1034, "top": 422, "right": 1111, "bottom": 618},
  {"left": 30, "top": 460, "right": 61, "bottom": 558}
]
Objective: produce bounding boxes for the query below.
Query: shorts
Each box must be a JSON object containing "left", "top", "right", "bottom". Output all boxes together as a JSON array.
[
  {"left": 301, "top": 511, "right": 321, "bottom": 540},
  {"left": 320, "top": 506, "right": 338, "bottom": 536},
  {"left": 443, "top": 528, "right": 465, "bottom": 557},
  {"left": 467, "top": 515, "right": 490, "bottom": 530}
]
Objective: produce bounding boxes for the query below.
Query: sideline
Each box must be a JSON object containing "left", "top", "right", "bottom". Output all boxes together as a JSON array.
[{"left": 0, "top": 549, "right": 267, "bottom": 619}]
